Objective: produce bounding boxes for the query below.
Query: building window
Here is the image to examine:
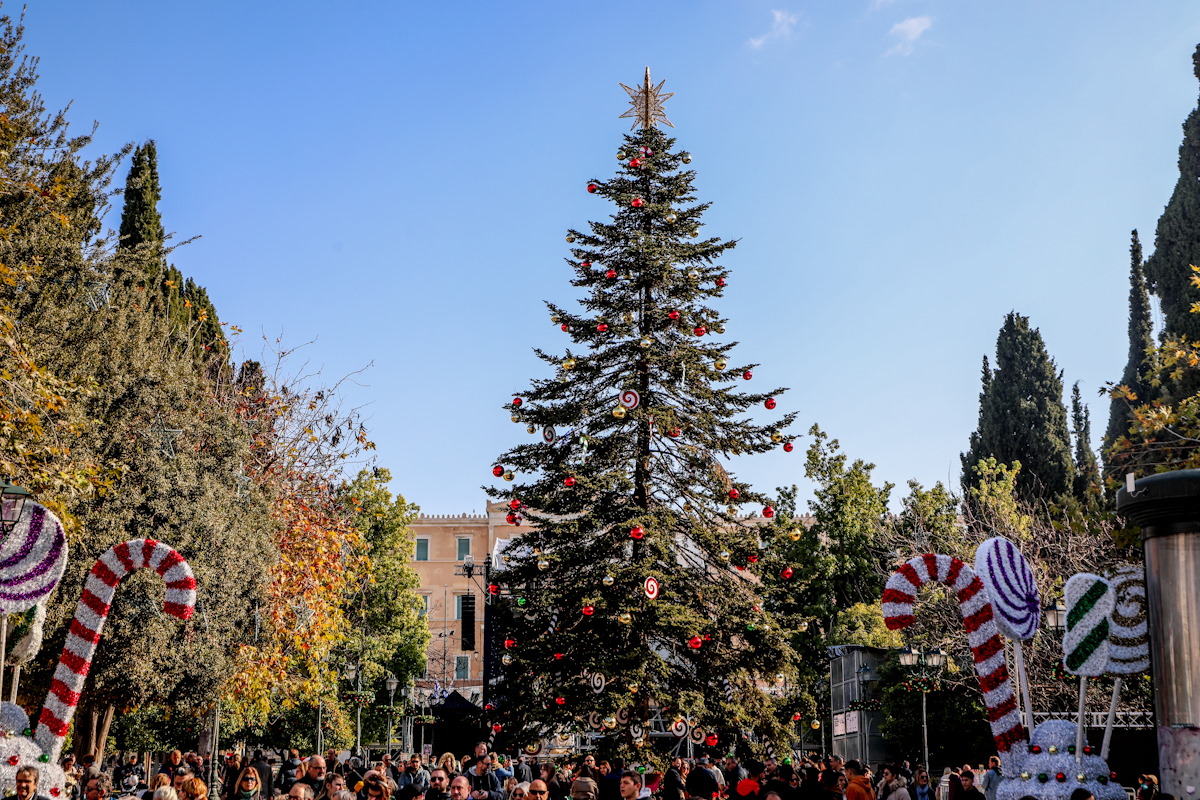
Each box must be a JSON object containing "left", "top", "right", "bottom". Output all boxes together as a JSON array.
[
  {"left": 418, "top": 596, "right": 429, "bottom": 618},
  {"left": 455, "top": 655, "right": 470, "bottom": 681},
  {"left": 415, "top": 538, "right": 429, "bottom": 561},
  {"left": 456, "top": 537, "right": 471, "bottom": 561},
  {"left": 455, "top": 594, "right": 465, "bottom": 620}
]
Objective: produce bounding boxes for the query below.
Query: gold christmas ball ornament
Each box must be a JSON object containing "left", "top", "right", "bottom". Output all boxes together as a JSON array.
[
  {"left": 665, "top": 212, "right": 677, "bottom": 224},
  {"left": 562, "top": 358, "right": 576, "bottom": 370},
  {"left": 537, "top": 558, "right": 551, "bottom": 571},
  {"left": 603, "top": 716, "right": 617, "bottom": 729},
  {"left": 688, "top": 269, "right": 700, "bottom": 279},
  {"left": 565, "top": 235, "right": 576, "bottom": 244},
  {"left": 719, "top": 550, "right": 731, "bottom": 560},
  {"left": 550, "top": 314, "right": 560, "bottom": 324},
  {"left": 681, "top": 154, "right": 692, "bottom": 164},
  {"left": 618, "top": 612, "right": 633, "bottom": 624},
  {"left": 511, "top": 414, "right": 522, "bottom": 423},
  {"left": 502, "top": 654, "right": 513, "bottom": 666},
  {"left": 797, "top": 620, "right": 809, "bottom": 632},
  {"left": 639, "top": 338, "right": 652, "bottom": 349},
  {"left": 558, "top": 375, "right": 569, "bottom": 384},
  {"left": 628, "top": 683, "right": 639, "bottom": 693},
  {"left": 690, "top": 229, "right": 700, "bottom": 238},
  {"left": 527, "top": 425, "right": 536, "bottom": 434},
  {"left": 771, "top": 432, "right": 784, "bottom": 443},
  {"left": 714, "top": 358, "right": 728, "bottom": 370},
  {"left": 603, "top": 575, "right": 615, "bottom": 586},
  {"left": 502, "top": 471, "right": 515, "bottom": 482},
  {"left": 622, "top": 311, "right": 634, "bottom": 324},
  {"left": 788, "top": 529, "right": 802, "bottom": 542},
  {"left": 613, "top": 406, "right": 627, "bottom": 419},
  {"left": 727, "top": 505, "right": 739, "bottom": 515}
]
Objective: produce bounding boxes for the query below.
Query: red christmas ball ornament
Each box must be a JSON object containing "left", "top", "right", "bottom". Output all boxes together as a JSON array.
[
  {"left": 505, "top": 513, "right": 517, "bottom": 524},
  {"left": 581, "top": 260, "right": 591, "bottom": 268},
  {"left": 605, "top": 269, "right": 617, "bottom": 279},
  {"left": 488, "top": 583, "right": 500, "bottom": 595},
  {"left": 492, "top": 724, "right": 503, "bottom": 732},
  {"left": 587, "top": 183, "right": 598, "bottom": 193},
  {"left": 748, "top": 554, "right": 759, "bottom": 563},
  {"left": 7, "top": 756, "right": 17, "bottom": 766},
  {"left": 504, "top": 638, "right": 516, "bottom": 649},
  {"left": 1055, "top": 774, "right": 1066, "bottom": 783},
  {"left": 782, "top": 567, "right": 794, "bottom": 579},
  {"left": 597, "top": 323, "right": 608, "bottom": 332},
  {"left": 705, "top": 734, "right": 718, "bottom": 747},
  {"left": 630, "top": 526, "right": 645, "bottom": 540},
  {"left": 555, "top": 697, "right": 566, "bottom": 705},
  {"left": 694, "top": 326, "right": 707, "bottom": 336},
  {"left": 668, "top": 310, "right": 681, "bottom": 320},
  {"left": 629, "top": 158, "right": 642, "bottom": 168},
  {"left": 561, "top": 323, "right": 569, "bottom": 332},
  {"left": 763, "top": 506, "right": 775, "bottom": 518},
  {"left": 492, "top": 465, "right": 505, "bottom": 477},
  {"left": 509, "top": 499, "right": 521, "bottom": 510},
  {"left": 554, "top": 653, "right": 564, "bottom": 660},
  {"left": 668, "top": 428, "right": 682, "bottom": 438},
  {"left": 783, "top": 442, "right": 794, "bottom": 453},
  {"left": 50, "top": 790, "right": 61, "bottom": 798},
  {"left": 688, "top": 636, "right": 703, "bottom": 649},
  {"left": 743, "top": 370, "right": 753, "bottom": 380},
  {"left": 564, "top": 476, "right": 576, "bottom": 487},
  {"left": 631, "top": 197, "right": 644, "bottom": 208},
  {"left": 1030, "top": 746, "right": 1042, "bottom": 754},
  {"left": 716, "top": 277, "right": 726, "bottom": 287},
  {"left": 765, "top": 398, "right": 777, "bottom": 410},
  {"left": 1110, "top": 773, "right": 1118, "bottom": 781},
  {"left": 582, "top": 604, "right": 595, "bottom": 616},
  {"left": 512, "top": 397, "right": 523, "bottom": 407},
  {"left": 729, "top": 488, "right": 740, "bottom": 499},
  {"left": 792, "top": 713, "right": 801, "bottom": 721}
]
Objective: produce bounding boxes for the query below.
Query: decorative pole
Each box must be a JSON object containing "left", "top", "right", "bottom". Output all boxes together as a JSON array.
[{"left": 1117, "top": 470, "right": 1200, "bottom": 798}]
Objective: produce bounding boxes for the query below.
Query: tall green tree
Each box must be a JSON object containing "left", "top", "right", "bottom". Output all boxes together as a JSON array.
[
  {"left": 486, "top": 87, "right": 798, "bottom": 756},
  {"left": 961, "top": 312, "right": 1075, "bottom": 506},
  {"left": 1106, "top": 230, "right": 1155, "bottom": 452},
  {"left": 1145, "top": 46, "right": 1200, "bottom": 342},
  {"left": 1071, "top": 382, "right": 1101, "bottom": 499}
]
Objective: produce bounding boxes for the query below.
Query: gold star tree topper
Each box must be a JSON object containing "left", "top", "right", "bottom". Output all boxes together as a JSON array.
[{"left": 619, "top": 67, "right": 674, "bottom": 130}]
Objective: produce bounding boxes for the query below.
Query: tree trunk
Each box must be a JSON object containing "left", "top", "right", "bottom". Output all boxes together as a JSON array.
[
  {"left": 95, "top": 705, "right": 115, "bottom": 764},
  {"left": 73, "top": 702, "right": 115, "bottom": 763}
]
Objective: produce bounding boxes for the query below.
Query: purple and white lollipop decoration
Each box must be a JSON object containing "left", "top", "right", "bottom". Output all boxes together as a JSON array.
[{"left": 975, "top": 537, "right": 1040, "bottom": 734}]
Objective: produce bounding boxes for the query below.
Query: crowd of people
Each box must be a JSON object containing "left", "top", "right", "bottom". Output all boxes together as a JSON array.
[{"left": 25, "top": 744, "right": 1163, "bottom": 800}]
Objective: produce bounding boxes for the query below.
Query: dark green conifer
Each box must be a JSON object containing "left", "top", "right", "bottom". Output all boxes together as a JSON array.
[
  {"left": 1105, "top": 230, "right": 1154, "bottom": 449},
  {"left": 1145, "top": 46, "right": 1200, "bottom": 340},
  {"left": 1071, "top": 382, "right": 1101, "bottom": 498},
  {"left": 961, "top": 312, "right": 1075, "bottom": 506}
]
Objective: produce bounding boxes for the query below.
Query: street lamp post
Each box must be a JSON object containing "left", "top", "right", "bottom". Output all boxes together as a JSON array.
[
  {"left": 346, "top": 662, "right": 362, "bottom": 756},
  {"left": 0, "top": 480, "right": 30, "bottom": 534},
  {"left": 898, "top": 647, "right": 946, "bottom": 771},
  {"left": 386, "top": 673, "right": 399, "bottom": 758}
]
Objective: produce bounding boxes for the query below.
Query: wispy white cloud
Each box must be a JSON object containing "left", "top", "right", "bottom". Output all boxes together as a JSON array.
[
  {"left": 748, "top": 10, "right": 800, "bottom": 49},
  {"left": 885, "top": 16, "right": 931, "bottom": 56}
]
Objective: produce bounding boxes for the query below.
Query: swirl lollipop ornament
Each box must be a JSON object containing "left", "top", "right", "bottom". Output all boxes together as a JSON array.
[
  {"left": 975, "top": 537, "right": 1040, "bottom": 733},
  {"left": 1063, "top": 573, "right": 1114, "bottom": 764},
  {"left": 1100, "top": 564, "right": 1150, "bottom": 759}
]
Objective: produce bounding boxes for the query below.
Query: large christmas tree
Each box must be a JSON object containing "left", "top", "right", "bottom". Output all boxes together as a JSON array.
[{"left": 486, "top": 70, "right": 799, "bottom": 756}]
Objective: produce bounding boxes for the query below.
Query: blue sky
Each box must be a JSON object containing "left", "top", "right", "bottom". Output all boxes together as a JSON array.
[{"left": 20, "top": 1, "right": 1200, "bottom": 514}]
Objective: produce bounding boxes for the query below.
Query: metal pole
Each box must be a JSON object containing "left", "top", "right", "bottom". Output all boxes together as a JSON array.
[
  {"left": 388, "top": 688, "right": 395, "bottom": 758},
  {"left": 317, "top": 699, "right": 324, "bottom": 753},
  {"left": 921, "top": 690, "right": 929, "bottom": 771},
  {"left": 355, "top": 672, "right": 362, "bottom": 756},
  {"left": 209, "top": 702, "right": 221, "bottom": 791}
]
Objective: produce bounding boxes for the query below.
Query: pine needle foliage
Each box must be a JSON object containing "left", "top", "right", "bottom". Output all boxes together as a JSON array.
[{"left": 486, "top": 126, "right": 799, "bottom": 755}]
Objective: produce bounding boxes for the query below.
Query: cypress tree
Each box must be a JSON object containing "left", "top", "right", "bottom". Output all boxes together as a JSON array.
[
  {"left": 961, "top": 312, "right": 1075, "bottom": 506},
  {"left": 1071, "top": 382, "right": 1101, "bottom": 498},
  {"left": 1105, "top": 230, "right": 1154, "bottom": 449},
  {"left": 1145, "top": 46, "right": 1200, "bottom": 341},
  {"left": 486, "top": 72, "right": 798, "bottom": 751},
  {"left": 118, "top": 141, "right": 165, "bottom": 257}
]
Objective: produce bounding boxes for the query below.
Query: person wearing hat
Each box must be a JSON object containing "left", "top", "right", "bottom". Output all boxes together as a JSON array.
[{"left": 1138, "top": 775, "right": 1159, "bottom": 800}]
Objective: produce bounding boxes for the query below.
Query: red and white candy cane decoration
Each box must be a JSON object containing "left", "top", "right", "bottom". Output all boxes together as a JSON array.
[
  {"left": 35, "top": 539, "right": 196, "bottom": 760},
  {"left": 882, "top": 553, "right": 1025, "bottom": 752}
]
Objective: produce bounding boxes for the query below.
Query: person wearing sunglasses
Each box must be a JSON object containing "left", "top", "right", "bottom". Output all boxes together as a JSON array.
[
  {"left": 526, "top": 781, "right": 549, "bottom": 800},
  {"left": 425, "top": 769, "right": 452, "bottom": 800},
  {"left": 232, "top": 768, "right": 263, "bottom": 800}
]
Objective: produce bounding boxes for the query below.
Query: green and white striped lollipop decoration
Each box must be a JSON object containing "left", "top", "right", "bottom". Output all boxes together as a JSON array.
[
  {"left": 1064, "top": 572, "right": 1115, "bottom": 763},
  {"left": 1064, "top": 572, "right": 1114, "bottom": 676}
]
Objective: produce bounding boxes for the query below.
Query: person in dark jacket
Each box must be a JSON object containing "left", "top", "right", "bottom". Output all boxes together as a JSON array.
[
  {"left": 661, "top": 758, "right": 685, "bottom": 800},
  {"left": 427, "top": 769, "right": 452, "bottom": 800},
  {"left": 278, "top": 752, "right": 303, "bottom": 796},
  {"left": 466, "top": 757, "right": 503, "bottom": 800},
  {"left": 686, "top": 759, "right": 719, "bottom": 800},
  {"left": 514, "top": 759, "right": 533, "bottom": 785}
]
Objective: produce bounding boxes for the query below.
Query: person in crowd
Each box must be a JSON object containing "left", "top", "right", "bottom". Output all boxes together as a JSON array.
[
  {"left": 247, "top": 753, "right": 272, "bottom": 800},
  {"left": 279, "top": 752, "right": 303, "bottom": 797},
  {"left": 288, "top": 785, "right": 315, "bottom": 800},
  {"left": 570, "top": 774, "right": 597, "bottom": 800},
  {"left": 450, "top": 778, "right": 473, "bottom": 800},
  {"left": 510, "top": 783, "right": 530, "bottom": 800},
  {"left": 724, "top": 758, "right": 749, "bottom": 790},
  {"left": 910, "top": 771, "right": 934, "bottom": 800},
  {"left": 461, "top": 746, "right": 489, "bottom": 776},
  {"left": 1137, "top": 776, "right": 1160, "bottom": 800},
  {"left": 361, "top": 774, "right": 389, "bottom": 800},
  {"left": 526, "top": 780, "right": 549, "bottom": 800},
  {"left": 379, "top": 757, "right": 399, "bottom": 786},
  {"left": 333, "top": 793, "right": 357, "bottom": 800},
  {"left": 843, "top": 761, "right": 873, "bottom": 800},
  {"left": 427, "top": 769, "right": 451, "bottom": 800},
  {"left": 228, "top": 767, "right": 263, "bottom": 800},
  {"left": 317, "top": 773, "right": 346, "bottom": 800},
  {"left": 878, "top": 767, "right": 909, "bottom": 800},
  {"left": 1069, "top": 790, "right": 1094, "bottom": 800},
  {"left": 398, "top": 755, "right": 430, "bottom": 794},
  {"left": 956, "top": 772, "right": 983, "bottom": 800},
  {"left": 936, "top": 768, "right": 959, "bottom": 800},
  {"left": 152, "top": 789, "right": 177, "bottom": 800},
  {"left": 14, "top": 765, "right": 47, "bottom": 800},
  {"left": 661, "top": 757, "right": 685, "bottom": 800},
  {"left": 171, "top": 769, "right": 194, "bottom": 796},
  {"left": 686, "top": 758, "right": 719, "bottom": 800},
  {"left": 61, "top": 756, "right": 81, "bottom": 800},
  {"left": 465, "top": 756, "right": 503, "bottom": 800},
  {"left": 977, "top": 758, "right": 1000, "bottom": 800},
  {"left": 115, "top": 757, "right": 145, "bottom": 790},
  {"left": 180, "top": 778, "right": 208, "bottom": 800},
  {"left": 514, "top": 760, "right": 533, "bottom": 786},
  {"left": 438, "top": 757, "right": 459, "bottom": 780},
  {"left": 158, "top": 756, "right": 184, "bottom": 780},
  {"left": 616, "top": 774, "right": 639, "bottom": 800},
  {"left": 298, "top": 759, "right": 328, "bottom": 795},
  {"left": 816, "top": 770, "right": 842, "bottom": 800},
  {"left": 144, "top": 775, "right": 170, "bottom": 800},
  {"left": 763, "top": 762, "right": 796, "bottom": 800}
]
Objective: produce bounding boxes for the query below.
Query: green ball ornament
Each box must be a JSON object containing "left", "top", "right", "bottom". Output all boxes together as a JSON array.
[
  {"left": 637, "top": 767, "right": 647, "bottom": 775},
  {"left": 782, "top": 758, "right": 792, "bottom": 766},
  {"left": 517, "top": 597, "right": 527, "bottom": 606},
  {"left": 746, "top": 623, "right": 756, "bottom": 631}
]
